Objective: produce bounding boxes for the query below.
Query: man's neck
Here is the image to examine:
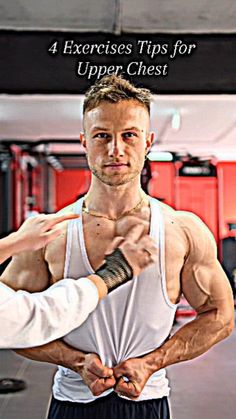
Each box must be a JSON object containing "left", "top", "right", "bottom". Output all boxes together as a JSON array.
[{"left": 84, "top": 176, "right": 145, "bottom": 220}]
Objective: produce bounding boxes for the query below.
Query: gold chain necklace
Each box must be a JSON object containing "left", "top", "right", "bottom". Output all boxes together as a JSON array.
[{"left": 82, "top": 193, "right": 146, "bottom": 221}]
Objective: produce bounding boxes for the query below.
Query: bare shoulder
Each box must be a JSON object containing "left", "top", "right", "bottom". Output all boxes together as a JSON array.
[
  {"left": 158, "top": 202, "right": 187, "bottom": 256},
  {"left": 1, "top": 202, "right": 78, "bottom": 291},
  {"left": 0, "top": 247, "right": 49, "bottom": 292},
  {"left": 175, "top": 209, "right": 217, "bottom": 263},
  {"left": 152, "top": 201, "right": 233, "bottom": 316},
  {"left": 158, "top": 201, "right": 217, "bottom": 263}
]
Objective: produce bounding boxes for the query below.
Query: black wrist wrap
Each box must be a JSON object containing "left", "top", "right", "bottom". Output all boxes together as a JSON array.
[{"left": 95, "top": 248, "right": 133, "bottom": 292}]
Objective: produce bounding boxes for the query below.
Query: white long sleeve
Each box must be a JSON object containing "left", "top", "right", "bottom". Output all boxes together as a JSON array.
[{"left": 0, "top": 278, "right": 99, "bottom": 348}]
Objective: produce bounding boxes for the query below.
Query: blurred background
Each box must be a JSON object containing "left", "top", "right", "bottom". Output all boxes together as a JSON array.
[{"left": 0, "top": 1, "right": 236, "bottom": 418}]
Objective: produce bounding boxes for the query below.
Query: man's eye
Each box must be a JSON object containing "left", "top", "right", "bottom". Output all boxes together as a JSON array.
[
  {"left": 123, "top": 132, "right": 137, "bottom": 139},
  {"left": 94, "top": 133, "right": 110, "bottom": 139}
]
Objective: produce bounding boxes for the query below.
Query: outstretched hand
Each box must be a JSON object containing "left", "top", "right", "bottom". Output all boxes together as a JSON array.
[
  {"left": 105, "top": 222, "right": 158, "bottom": 278},
  {"left": 14, "top": 213, "right": 79, "bottom": 252}
]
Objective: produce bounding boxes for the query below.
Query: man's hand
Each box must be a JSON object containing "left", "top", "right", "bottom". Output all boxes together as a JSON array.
[
  {"left": 78, "top": 353, "right": 116, "bottom": 396},
  {"left": 116, "top": 215, "right": 149, "bottom": 238},
  {"left": 113, "top": 357, "right": 152, "bottom": 400},
  {"left": 0, "top": 213, "right": 79, "bottom": 265},
  {"left": 118, "top": 226, "right": 157, "bottom": 276},
  {"left": 105, "top": 223, "right": 158, "bottom": 278},
  {"left": 12, "top": 213, "right": 79, "bottom": 253}
]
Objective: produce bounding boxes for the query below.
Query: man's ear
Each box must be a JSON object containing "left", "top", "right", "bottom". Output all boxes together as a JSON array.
[
  {"left": 145, "top": 132, "right": 155, "bottom": 153},
  {"left": 80, "top": 132, "right": 86, "bottom": 149}
]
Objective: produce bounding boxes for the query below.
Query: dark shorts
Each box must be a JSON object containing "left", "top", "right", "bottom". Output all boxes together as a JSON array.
[{"left": 48, "top": 392, "right": 170, "bottom": 419}]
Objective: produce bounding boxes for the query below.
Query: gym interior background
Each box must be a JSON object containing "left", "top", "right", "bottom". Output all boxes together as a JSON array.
[{"left": 0, "top": 1, "right": 236, "bottom": 418}]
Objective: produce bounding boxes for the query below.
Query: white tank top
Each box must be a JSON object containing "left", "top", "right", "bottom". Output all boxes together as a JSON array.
[{"left": 53, "top": 197, "right": 177, "bottom": 403}]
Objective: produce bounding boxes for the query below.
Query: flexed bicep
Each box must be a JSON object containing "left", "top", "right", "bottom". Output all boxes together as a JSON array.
[{"left": 182, "top": 258, "right": 233, "bottom": 320}]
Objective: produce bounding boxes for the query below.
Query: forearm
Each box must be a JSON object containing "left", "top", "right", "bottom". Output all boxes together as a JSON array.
[
  {"left": 144, "top": 309, "right": 234, "bottom": 374},
  {"left": 15, "top": 339, "right": 86, "bottom": 371}
]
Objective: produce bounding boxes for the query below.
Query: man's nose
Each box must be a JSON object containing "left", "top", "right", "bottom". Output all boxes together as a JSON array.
[{"left": 108, "top": 136, "right": 125, "bottom": 157}]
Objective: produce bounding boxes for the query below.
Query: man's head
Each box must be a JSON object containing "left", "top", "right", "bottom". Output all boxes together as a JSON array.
[
  {"left": 80, "top": 75, "right": 154, "bottom": 187},
  {"left": 83, "top": 74, "right": 151, "bottom": 115}
]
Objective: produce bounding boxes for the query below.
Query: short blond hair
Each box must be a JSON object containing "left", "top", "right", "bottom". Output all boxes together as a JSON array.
[{"left": 83, "top": 74, "right": 151, "bottom": 114}]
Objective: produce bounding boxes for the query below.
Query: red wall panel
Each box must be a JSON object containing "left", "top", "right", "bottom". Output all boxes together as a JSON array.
[
  {"left": 55, "top": 169, "right": 91, "bottom": 211},
  {"left": 149, "top": 162, "right": 175, "bottom": 207},
  {"left": 11, "top": 146, "right": 29, "bottom": 228},
  {"left": 217, "top": 162, "right": 236, "bottom": 239},
  {"left": 31, "top": 165, "right": 46, "bottom": 213},
  {"left": 174, "top": 176, "right": 218, "bottom": 241}
]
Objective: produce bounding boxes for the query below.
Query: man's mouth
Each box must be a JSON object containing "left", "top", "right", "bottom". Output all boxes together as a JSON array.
[{"left": 104, "top": 162, "right": 129, "bottom": 167}]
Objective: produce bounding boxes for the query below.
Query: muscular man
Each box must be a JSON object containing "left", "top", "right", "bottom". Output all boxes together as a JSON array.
[
  {"left": 1, "top": 75, "right": 234, "bottom": 419},
  {"left": 1, "top": 213, "right": 156, "bottom": 348}
]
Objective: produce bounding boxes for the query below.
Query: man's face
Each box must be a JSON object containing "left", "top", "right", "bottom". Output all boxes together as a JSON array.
[{"left": 80, "top": 100, "right": 154, "bottom": 187}]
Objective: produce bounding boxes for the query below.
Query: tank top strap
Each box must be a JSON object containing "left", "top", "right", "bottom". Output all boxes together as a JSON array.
[
  {"left": 74, "top": 197, "right": 84, "bottom": 215},
  {"left": 149, "top": 197, "right": 164, "bottom": 277},
  {"left": 64, "top": 198, "right": 84, "bottom": 277},
  {"left": 149, "top": 197, "right": 175, "bottom": 309},
  {"left": 149, "top": 197, "right": 162, "bottom": 240}
]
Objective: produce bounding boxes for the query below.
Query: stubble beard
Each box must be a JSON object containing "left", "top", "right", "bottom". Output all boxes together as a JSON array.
[{"left": 89, "top": 164, "right": 141, "bottom": 187}]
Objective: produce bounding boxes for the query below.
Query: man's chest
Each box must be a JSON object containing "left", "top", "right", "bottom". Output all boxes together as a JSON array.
[
  {"left": 46, "top": 219, "right": 116, "bottom": 283},
  {"left": 46, "top": 216, "right": 186, "bottom": 304}
]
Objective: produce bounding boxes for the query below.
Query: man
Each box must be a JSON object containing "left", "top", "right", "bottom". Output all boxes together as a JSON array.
[
  {"left": 1, "top": 75, "right": 234, "bottom": 419},
  {"left": 1, "top": 213, "right": 156, "bottom": 348}
]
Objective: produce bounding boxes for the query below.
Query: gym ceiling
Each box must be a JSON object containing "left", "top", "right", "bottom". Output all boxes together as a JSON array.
[{"left": 0, "top": 0, "right": 235, "bottom": 156}]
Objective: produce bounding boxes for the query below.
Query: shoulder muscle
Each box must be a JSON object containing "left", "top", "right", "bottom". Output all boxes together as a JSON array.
[{"left": 1, "top": 248, "right": 50, "bottom": 292}]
